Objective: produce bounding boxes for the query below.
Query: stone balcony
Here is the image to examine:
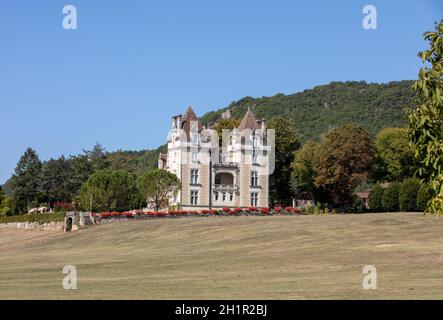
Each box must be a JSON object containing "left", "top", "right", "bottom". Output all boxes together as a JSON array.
[{"left": 212, "top": 184, "right": 239, "bottom": 192}]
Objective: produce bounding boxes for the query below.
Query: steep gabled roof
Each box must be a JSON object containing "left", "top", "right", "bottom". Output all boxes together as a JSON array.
[
  {"left": 237, "top": 108, "right": 260, "bottom": 131},
  {"left": 181, "top": 106, "right": 204, "bottom": 135}
]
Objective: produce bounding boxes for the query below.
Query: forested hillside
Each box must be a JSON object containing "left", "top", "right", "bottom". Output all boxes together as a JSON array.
[{"left": 200, "top": 80, "right": 415, "bottom": 142}]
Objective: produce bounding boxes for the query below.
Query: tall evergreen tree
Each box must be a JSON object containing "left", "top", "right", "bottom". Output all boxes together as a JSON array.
[
  {"left": 11, "top": 148, "right": 42, "bottom": 213},
  {"left": 40, "top": 156, "right": 71, "bottom": 205},
  {"left": 267, "top": 117, "right": 301, "bottom": 206}
]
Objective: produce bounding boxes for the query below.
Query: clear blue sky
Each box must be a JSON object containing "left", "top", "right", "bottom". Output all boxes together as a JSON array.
[{"left": 0, "top": 0, "right": 441, "bottom": 184}]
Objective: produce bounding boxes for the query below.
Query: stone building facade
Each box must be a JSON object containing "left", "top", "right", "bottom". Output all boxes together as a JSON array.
[{"left": 158, "top": 106, "right": 270, "bottom": 210}]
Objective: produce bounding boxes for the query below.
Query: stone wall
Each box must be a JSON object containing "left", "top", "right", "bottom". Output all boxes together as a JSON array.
[{"left": 0, "top": 221, "right": 65, "bottom": 232}]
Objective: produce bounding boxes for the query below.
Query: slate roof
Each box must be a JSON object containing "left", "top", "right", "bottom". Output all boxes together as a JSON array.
[
  {"left": 237, "top": 108, "right": 260, "bottom": 131},
  {"left": 181, "top": 106, "right": 204, "bottom": 135}
]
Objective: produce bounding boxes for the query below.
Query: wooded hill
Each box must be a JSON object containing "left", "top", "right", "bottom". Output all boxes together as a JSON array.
[{"left": 200, "top": 80, "right": 416, "bottom": 142}]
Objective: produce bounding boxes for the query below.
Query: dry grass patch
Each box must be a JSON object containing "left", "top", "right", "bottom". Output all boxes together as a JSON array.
[{"left": 0, "top": 213, "right": 442, "bottom": 299}]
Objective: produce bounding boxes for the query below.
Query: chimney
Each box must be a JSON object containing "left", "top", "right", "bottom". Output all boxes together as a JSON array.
[
  {"left": 258, "top": 119, "right": 266, "bottom": 134},
  {"left": 172, "top": 114, "right": 183, "bottom": 129}
]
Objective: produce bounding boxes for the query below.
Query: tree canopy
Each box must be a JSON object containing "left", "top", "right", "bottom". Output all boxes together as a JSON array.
[
  {"left": 313, "top": 124, "right": 374, "bottom": 209},
  {"left": 408, "top": 20, "right": 443, "bottom": 215},
  {"left": 291, "top": 141, "right": 326, "bottom": 202},
  {"left": 136, "top": 169, "right": 181, "bottom": 211},
  {"left": 267, "top": 117, "right": 301, "bottom": 206},
  {"left": 200, "top": 81, "right": 416, "bottom": 142},
  {"left": 374, "top": 127, "right": 416, "bottom": 182},
  {"left": 78, "top": 168, "right": 137, "bottom": 212},
  {"left": 10, "top": 148, "right": 42, "bottom": 213}
]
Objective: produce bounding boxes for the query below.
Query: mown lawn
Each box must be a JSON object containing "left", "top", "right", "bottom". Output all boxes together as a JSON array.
[{"left": 0, "top": 213, "right": 442, "bottom": 299}]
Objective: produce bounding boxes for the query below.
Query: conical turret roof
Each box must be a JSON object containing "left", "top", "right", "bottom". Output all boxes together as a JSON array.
[{"left": 237, "top": 108, "right": 260, "bottom": 131}]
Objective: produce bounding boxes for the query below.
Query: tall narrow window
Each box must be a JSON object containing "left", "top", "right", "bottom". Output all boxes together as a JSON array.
[
  {"left": 190, "top": 169, "right": 199, "bottom": 184},
  {"left": 250, "top": 192, "right": 258, "bottom": 207},
  {"left": 229, "top": 193, "right": 233, "bottom": 201},
  {"left": 190, "top": 190, "right": 199, "bottom": 205},
  {"left": 222, "top": 192, "right": 226, "bottom": 201},
  {"left": 215, "top": 192, "right": 219, "bottom": 201},
  {"left": 252, "top": 152, "right": 258, "bottom": 164},
  {"left": 253, "top": 136, "right": 259, "bottom": 148},
  {"left": 251, "top": 171, "right": 258, "bottom": 186},
  {"left": 191, "top": 151, "right": 198, "bottom": 162},
  {"left": 191, "top": 134, "right": 199, "bottom": 145}
]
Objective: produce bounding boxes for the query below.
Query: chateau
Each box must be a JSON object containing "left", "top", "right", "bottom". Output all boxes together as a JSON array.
[{"left": 158, "top": 106, "right": 271, "bottom": 210}]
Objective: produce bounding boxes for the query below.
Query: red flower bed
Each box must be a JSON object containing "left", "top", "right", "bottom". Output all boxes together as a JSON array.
[
  {"left": 233, "top": 208, "right": 243, "bottom": 213},
  {"left": 201, "top": 209, "right": 217, "bottom": 214},
  {"left": 168, "top": 210, "right": 191, "bottom": 215},
  {"left": 261, "top": 207, "right": 270, "bottom": 214},
  {"left": 274, "top": 206, "right": 283, "bottom": 212},
  {"left": 248, "top": 207, "right": 258, "bottom": 212},
  {"left": 283, "top": 207, "right": 301, "bottom": 214}
]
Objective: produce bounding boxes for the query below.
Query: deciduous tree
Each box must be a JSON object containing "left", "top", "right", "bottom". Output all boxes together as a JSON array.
[
  {"left": 313, "top": 124, "right": 374, "bottom": 210},
  {"left": 136, "top": 169, "right": 180, "bottom": 211},
  {"left": 374, "top": 128, "right": 416, "bottom": 181},
  {"left": 407, "top": 20, "right": 443, "bottom": 215},
  {"left": 291, "top": 141, "right": 326, "bottom": 202},
  {"left": 214, "top": 118, "right": 240, "bottom": 145},
  {"left": 267, "top": 117, "right": 301, "bottom": 206}
]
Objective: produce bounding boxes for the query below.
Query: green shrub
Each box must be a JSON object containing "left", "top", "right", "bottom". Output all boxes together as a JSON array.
[
  {"left": 399, "top": 178, "right": 421, "bottom": 212},
  {"left": 368, "top": 183, "right": 384, "bottom": 212},
  {"left": 382, "top": 182, "right": 401, "bottom": 212},
  {"left": 348, "top": 196, "right": 365, "bottom": 213},
  {"left": 417, "top": 184, "right": 432, "bottom": 212},
  {"left": 0, "top": 212, "right": 65, "bottom": 224},
  {"left": 304, "top": 206, "right": 329, "bottom": 215}
]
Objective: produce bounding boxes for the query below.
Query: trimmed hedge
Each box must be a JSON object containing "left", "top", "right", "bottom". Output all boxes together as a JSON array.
[
  {"left": 382, "top": 182, "right": 401, "bottom": 212},
  {"left": 399, "top": 178, "right": 421, "bottom": 212},
  {"left": 0, "top": 212, "right": 65, "bottom": 224},
  {"left": 417, "top": 184, "right": 432, "bottom": 212},
  {"left": 368, "top": 183, "right": 384, "bottom": 212}
]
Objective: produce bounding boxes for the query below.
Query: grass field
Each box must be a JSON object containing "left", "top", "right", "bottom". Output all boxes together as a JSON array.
[{"left": 0, "top": 213, "right": 442, "bottom": 299}]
